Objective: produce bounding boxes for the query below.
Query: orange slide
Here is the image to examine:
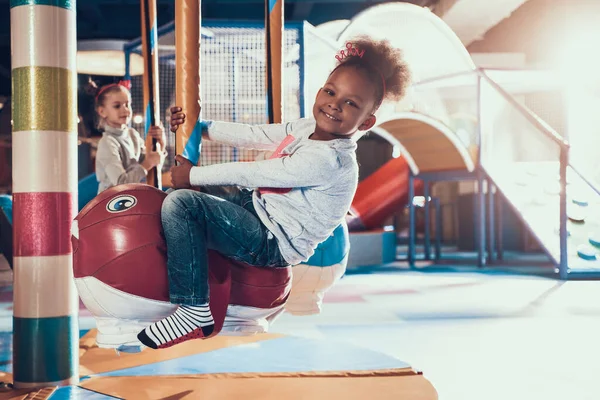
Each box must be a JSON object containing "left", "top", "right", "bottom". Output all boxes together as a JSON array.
[{"left": 348, "top": 156, "right": 423, "bottom": 230}]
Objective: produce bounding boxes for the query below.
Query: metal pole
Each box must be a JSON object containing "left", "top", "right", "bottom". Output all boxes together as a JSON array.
[
  {"left": 124, "top": 49, "right": 131, "bottom": 81},
  {"left": 175, "top": 0, "right": 202, "bottom": 163},
  {"left": 299, "top": 21, "right": 306, "bottom": 118},
  {"left": 487, "top": 181, "right": 496, "bottom": 263},
  {"left": 434, "top": 198, "right": 442, "bottom": 260},
  {"left": 496, "top": 192, "right": 504, "bottom": 261},
  {"left": 559, "top": 148, "right": 568, "bottom": 279},
  {"left": 141, "top": 0, "right": 162, "bottom": 188},
  {"left": 408, "top": 172, "right": 416, "bottom": 268},
  {"left": 477, "top": 171, "right": 486, "bottom": 268},
  {"left": 424, "top": 182, "right": 431, "bottom": 260},
  {"left": 265, "top": 0, "right": 284, "bottom": 123}
]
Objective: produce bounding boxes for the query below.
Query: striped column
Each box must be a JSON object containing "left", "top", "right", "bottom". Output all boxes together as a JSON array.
[
  {"left": 10, "top": 0, "right": 79, "bottom": 388},
  {"left": 265, "top": 0, "right": 284, "bottom": 124},
  {"left": 175, "top": 0, "right": 202, "bottom": 163},
  {"left": 141, "top": 0, "right": 162, "bottom": 188}
]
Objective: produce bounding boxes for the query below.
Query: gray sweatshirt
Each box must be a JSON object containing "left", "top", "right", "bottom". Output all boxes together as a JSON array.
[
  {"left": 189, "top": 118, "right": 359, "bottom": 265},
  {"left": 95, "top": 125, "right": 147, "bottom": 194}
]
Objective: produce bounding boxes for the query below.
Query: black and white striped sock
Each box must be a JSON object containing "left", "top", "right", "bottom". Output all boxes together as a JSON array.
[{"left": 137, "top": 304, "right": 214, "bottom": 349}]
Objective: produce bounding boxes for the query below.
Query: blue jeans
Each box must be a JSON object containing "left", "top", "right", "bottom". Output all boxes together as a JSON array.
[{"left": 161, "top": 187, "right": 288, "bottom": 306}]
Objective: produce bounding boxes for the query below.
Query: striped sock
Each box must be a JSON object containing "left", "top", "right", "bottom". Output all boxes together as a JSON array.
[{"left": 137, "top": 304, "right": 214, "bottom": 349}]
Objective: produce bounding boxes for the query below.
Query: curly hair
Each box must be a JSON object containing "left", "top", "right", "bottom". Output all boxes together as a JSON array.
[{"left": 332, "top": 36, "right": 411, "bottom": 109}]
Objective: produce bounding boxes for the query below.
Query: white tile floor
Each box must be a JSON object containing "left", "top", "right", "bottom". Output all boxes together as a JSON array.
[
  {"left": 270, "top": 270, "right": 600, "bottom": 400},
  {"left": 1, "top": 257, "right": 599, "bottom": 399}
]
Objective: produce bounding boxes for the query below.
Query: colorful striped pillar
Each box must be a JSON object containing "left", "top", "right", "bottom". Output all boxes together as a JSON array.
[
  {"left": 175, "top": 0, "right": 202, "bottom": 163},
  {"left": 141, "top": 0, "right": 162, "bottom": 188},
  {"left": 265, "top": 0, "right": 284, "bottom": 124},
  {"left": 10, "top": 0, "right": 79, "bottom": 388}
]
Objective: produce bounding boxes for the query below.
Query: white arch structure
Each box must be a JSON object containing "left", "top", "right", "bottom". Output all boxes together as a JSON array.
[
  {"left": 337, "top": 3, "right": 474, "bottom": 84},
  {"left": 372, "top": 112, "right": 476, "bottom": 175}
]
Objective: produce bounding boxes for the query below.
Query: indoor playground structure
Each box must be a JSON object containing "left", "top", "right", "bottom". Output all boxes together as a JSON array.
[
  {"left": 330, "top": 2, "right": 600, "bottom": 279},
  {"left": 2, "top": 0, "right": 600, "bottom": 399}
]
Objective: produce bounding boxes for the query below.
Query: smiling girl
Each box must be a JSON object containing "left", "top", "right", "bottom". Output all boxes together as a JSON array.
[
  {"left": 88, "top": 80, "right": 166, "bottom": 194},
  {"left": 138, "top": 36, "right": 411, "bottom": 349}
]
